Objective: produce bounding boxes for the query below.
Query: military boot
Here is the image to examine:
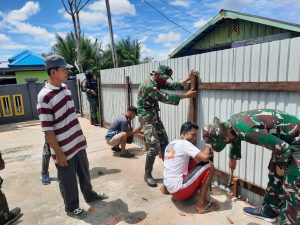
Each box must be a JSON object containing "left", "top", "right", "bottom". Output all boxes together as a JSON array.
[{"left": 144, "top": 155, "right": 157, "bottom": 187}]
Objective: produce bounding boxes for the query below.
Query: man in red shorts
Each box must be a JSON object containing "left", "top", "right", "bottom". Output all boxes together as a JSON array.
[{"left": 162, "top": 121, "right": 219, "bottom": 213}]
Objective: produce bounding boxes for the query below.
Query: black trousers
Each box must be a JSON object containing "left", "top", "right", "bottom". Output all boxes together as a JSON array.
[{"left": 55, "top": 149, "right": 98, "bottom": 212}]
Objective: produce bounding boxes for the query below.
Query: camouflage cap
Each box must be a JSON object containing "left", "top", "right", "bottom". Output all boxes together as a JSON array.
[
  {"left": 202, "top": 117, "right": 228, "bottom": 152},
  {"left": 156, "top": 65, "right": 173, "bottom": 80}
]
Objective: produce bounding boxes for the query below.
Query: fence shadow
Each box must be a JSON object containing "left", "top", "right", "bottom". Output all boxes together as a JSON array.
[
  {"left": 89, "top": 167, "right": 121, "bottom": 180},
  {"left": 83, "top": 199, "right": 147, "bottom": 225}
]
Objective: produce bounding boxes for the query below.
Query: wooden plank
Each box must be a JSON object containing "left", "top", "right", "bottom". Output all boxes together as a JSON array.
[
  {"left": 101, "top": 84, "right": 126, "bottom": 88},
  {"left": 199, "top": 81, "right": 300, "bottom": 91},
  {"left": 214, "top": 169, "right": 266, "bottom": 196},
  {"left": 101, "top": 82, "right": 300, "bottom": 92}
]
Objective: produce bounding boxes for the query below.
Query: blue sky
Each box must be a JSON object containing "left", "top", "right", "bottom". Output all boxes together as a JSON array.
[{"left": 0, "top": 0, "right": 300, "bottom": 61}]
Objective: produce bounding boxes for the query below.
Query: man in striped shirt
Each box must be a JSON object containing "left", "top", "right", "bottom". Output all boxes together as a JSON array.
[{"left": 37, "top": 55, "right": 108, "bottom": 220}]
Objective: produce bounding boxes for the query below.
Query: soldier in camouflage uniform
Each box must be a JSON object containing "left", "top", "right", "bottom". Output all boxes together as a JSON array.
[
  {"left": 81, "top": 71, "right": 100, "bottom": 126},
  {"left": 137, "top": 65, "right": 197, "bottom": 187},
  {"left": 202, "top": 109, "right": 300, "bottom": 224},
  {"left": 0, "top": 153, "right": 21, "bottom": 224}
]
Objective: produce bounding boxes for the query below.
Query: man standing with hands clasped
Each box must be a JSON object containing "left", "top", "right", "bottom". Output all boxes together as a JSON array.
[{"left": 37, "top": 55, "right": 108, "bottom": 220}]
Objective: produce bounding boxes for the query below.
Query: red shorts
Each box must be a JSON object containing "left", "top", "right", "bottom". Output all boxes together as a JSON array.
[{"left": 172, "top": 159, "right": 211, "bottom": 201}]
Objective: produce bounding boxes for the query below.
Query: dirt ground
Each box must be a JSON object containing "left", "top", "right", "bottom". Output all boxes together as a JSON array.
[{"left": 0, "top": 118, "right": 279, "bottom": 225}]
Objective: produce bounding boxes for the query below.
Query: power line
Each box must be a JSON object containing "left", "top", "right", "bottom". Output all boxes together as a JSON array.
[{"left": 143, "top": 0, "right": 193, "bottom": 34}]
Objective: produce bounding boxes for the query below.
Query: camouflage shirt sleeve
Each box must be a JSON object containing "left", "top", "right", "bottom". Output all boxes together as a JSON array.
[
  {"left": 145, "top": 85, "right": 181, "bottom": 105},
  {"left": 244, "top": 128, "right": 292, "bottom": 165},
  {"left": 229, "top": 139, "right": 241, "bottom": 160},
  {"left": 162, "top": 81, "right": 184, "bottom": 90}
]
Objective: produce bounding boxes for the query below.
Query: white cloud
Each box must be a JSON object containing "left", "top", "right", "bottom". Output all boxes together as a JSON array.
[
  {"left": 154, "top": 32, "right": 181, "bottom": 43},
  {"left": 100, "top": 33, "right": 118, "bottom": 49},
  {"left": 79, "top": 11, "right": 108, "bottom": 26},
  {"left": 61, "top": 0, "right": 135, "bottom": 28},
  {"left": 163, "top": 42, "right": 178, "bottom": 48},
  {"left": 89, "top": 0, "right": 136, "bottom": 16},
  {"left": 52, "top": 22, "right": 73, "bottom": 31},
  {"left": 193, "top": 18, "right": 209, "bottom": 29},
  {"left": 211, "top": 0, "right": 253, "bottom": 11},
  {"left": 6, "top": 1, "right": 40, "bottom": 23},
  {"left": 9, "top": 22, "right": 54, "bottom": 41},
  {"left": 3, "top": 1, "right": 54, "bottom": 42},
  {"left": 139, "top": 36, "right": 149, "bottom": 43},
  {"left": 0, "top": 34, "right": 10, "bottom": 42},
  {"left": 0, "top": 34, "right": 27, "bottom": 50},
  {"left": 169, "top": 0, "right": 191, "bottom": 7}
]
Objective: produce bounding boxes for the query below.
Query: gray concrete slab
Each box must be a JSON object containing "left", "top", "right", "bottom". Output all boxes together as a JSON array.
[{"left": 0, "top": 118, "right": 279, "bottom": 225}]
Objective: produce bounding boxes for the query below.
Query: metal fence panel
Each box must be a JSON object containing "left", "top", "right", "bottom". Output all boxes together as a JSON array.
[{"left": 98, "top": 36, "right": 300, "bottom": 205}]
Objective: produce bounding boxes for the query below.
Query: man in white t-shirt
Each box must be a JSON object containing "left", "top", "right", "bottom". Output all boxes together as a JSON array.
[{"left": 162, "top": 122, "right": 219, "bottom": 214}]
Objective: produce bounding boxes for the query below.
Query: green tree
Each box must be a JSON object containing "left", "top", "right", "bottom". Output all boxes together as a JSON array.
[
  {"left": 50, "top": 32, "right": 103, "bottom": 76},
  {"left": 116, "top": 36, "right": 141, "bottom": 66}
]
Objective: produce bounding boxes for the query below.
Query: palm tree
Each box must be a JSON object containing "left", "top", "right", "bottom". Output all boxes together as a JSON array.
[
  {"left": 50, "top": 33, "right": 103, "bottom": 76},
  {"left": 116, "top": 36, "right": 141, "bottom": 66}
]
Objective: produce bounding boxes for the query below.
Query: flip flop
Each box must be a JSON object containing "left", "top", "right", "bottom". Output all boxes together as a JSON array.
[{"left": 196, "top": 201, "right": 219, "bottom": 214}]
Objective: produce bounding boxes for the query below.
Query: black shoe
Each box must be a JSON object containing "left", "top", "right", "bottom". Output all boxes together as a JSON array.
[
  {"left": 144, "top": 174, "right": 157, "bottom": 187},
  {"left": 67, "top": 208, "right": 87, "bottom": 220},
  {"left": 86, "top": 192, "right": 109, "bottom": 203},
  {"left": 111, "top": 147, "right": 121, "bottom": 152},
  {"left": 120, "top": 151, "right": 135, "bottom": 158},
  {"left": 4, "top": 207, "right": 21, "bottom": 225}
]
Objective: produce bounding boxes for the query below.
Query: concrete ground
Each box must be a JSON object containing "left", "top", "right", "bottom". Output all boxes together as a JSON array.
[{"left": 0, "top": 117, "right": 279, "bottom": 225}]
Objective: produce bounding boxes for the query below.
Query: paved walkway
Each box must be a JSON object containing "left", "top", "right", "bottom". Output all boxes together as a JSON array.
[{"left": 0, "top": 118, "right": 279, "bottom": 225}]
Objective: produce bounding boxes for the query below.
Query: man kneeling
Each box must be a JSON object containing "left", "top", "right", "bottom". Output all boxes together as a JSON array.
[
  {"left": 162, "top": 121, "right": 219, "bottom": 214},
  {"left": 105, "top": 106, "right": 141, "bottom": 158}
]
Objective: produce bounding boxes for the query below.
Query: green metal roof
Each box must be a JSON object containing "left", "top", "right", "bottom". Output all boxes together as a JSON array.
[{"left": 170, "top": 9, "right": 300, "bottom": 58}]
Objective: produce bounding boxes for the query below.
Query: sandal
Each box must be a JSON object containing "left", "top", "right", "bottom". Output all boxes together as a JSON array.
[
  {"left": 196, "top": 201, "right": 219, "bottom": 214},
  {"left": 67, "top": 208, "right": 87, "bottom": 219}
]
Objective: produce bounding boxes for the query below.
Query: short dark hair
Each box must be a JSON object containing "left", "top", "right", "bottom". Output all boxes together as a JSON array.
[
  {"left": 180, "top": 121, "right": 199, "bottom": 134},
  {"left": 47, "top": 67, "right": 59, "bottom": 76},
  {"left": 127, "top": 106, "right": 137, "bottom": 114}
]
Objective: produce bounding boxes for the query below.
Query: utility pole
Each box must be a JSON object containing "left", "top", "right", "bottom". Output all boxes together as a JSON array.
[{"left": 105, "top": 0, "right": 118, "bottom": 68}]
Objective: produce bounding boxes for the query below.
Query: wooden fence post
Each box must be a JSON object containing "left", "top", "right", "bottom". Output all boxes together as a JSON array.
[
  {"left": 187, "top": 73, "right": 198, "bottom": 123},
  {"left": 77, "top": 79, "right": 83, "bottom": 116},
  {"left": 125, "top": 76, "right": 131, "bottom": 108},
  {"left": 97, "top": 76, "right": 104, "bottom": 127}
]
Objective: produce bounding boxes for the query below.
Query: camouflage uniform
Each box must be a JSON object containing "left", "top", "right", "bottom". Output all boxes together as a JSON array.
[
  {"left": 81, "top": 73, "right": 99, "bottom": 125},
  {"left": 203, "top": 109, "right": 300, "bottom": 224},
  {"left": 0, "top": 179, "right": 9, "bottom": 224},
  {"left": 137, "top": 78, "right": 183, "bottom": 158}
]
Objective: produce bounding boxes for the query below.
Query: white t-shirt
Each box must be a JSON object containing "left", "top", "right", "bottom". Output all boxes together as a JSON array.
[{"left": 163, "top": 139, "right": 200, "bottom": 193}]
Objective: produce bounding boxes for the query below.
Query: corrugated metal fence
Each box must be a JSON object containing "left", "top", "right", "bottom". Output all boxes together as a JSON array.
[{"left": 95, "top": 36, "right": 300, "bottom": 204}]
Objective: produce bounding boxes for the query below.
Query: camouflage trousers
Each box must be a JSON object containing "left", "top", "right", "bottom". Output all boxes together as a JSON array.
[
  {"left": 87, "top": 97, "right": 99, "bottom": 125},
  {"left": 0, "top": 190, "right": 9, "bottom": 224},
  {"left": 281, "top": 150, "right": 300, "bottom": 225},
  {"left": 142, "top": 119, "right": 169, "bottom": 159},
  {"left": 262, "top": 170, "right": 284, "bottom": 218}
]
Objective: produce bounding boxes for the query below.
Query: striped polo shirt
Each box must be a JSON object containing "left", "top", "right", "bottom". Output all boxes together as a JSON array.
[{"left": 37, "top": 82, "right": 87, "bottom": 161}]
